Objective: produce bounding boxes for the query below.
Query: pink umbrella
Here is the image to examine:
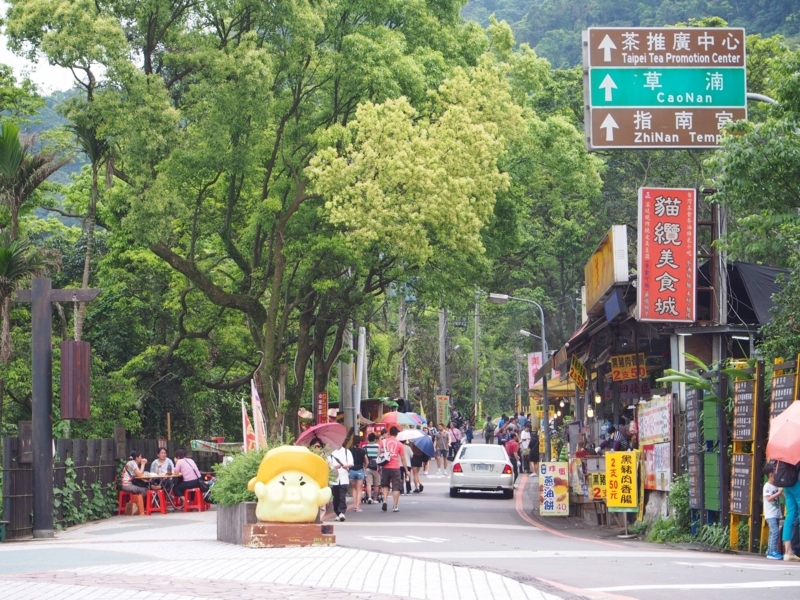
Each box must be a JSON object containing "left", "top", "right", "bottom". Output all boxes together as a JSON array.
[
  {"left": 380, "top": 411, "right": 416, "bottom": 427},
  {"left": 296, "top": 422, "right": 347, "bottom": 448},
  {"left": 767, "top": 401, "right": 800, "bottom": 465}
]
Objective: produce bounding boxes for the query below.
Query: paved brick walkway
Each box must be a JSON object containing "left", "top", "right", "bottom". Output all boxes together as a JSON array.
[{"left": 0, "top": 510, "right": 563, "bottom": 600}]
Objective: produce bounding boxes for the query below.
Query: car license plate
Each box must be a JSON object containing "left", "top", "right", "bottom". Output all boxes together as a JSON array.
[{"left": 474, "top": 464, "right": 490, "bottom": 472}]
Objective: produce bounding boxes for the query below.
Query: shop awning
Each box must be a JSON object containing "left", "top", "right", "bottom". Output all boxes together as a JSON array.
[{"left": 529, "top": 377, "right": 579, "bottom": 398}]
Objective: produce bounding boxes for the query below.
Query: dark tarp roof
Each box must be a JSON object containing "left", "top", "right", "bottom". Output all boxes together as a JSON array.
[{"left": 698, "top": 260, "right": 788, "bottom": 326}]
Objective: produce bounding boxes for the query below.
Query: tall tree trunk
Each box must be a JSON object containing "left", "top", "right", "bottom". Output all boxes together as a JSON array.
[
  {"left": 75, "top": 161, "right": 98, "bottom": 341},
  {"left": 0, "top": 296, "right": 10, "bottom": 434},
  {"left": 0, "top": 378, "right": 5, "bottom": 437}
]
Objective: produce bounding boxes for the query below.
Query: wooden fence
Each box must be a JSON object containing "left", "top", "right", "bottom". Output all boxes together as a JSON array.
[{"left": 1, "top": 435, "right": 222, "bottom": 539}]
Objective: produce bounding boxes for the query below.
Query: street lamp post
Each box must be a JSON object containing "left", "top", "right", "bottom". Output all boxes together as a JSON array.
[{"left": 489, "top": 293, "right": 551, "bottom": 461}]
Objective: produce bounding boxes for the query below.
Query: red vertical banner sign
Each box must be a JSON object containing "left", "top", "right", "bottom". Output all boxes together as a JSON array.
[
  {"left": 316, "top": 392, "right": 329, "bottom": 425},
  {"left": 637, "top": 187, "right": 696, "bottom": 322}
]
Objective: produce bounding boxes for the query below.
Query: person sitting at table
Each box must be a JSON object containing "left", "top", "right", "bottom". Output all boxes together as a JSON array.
[
  {"left": 122, "top": 451, "right": 148, "bottom": 496},
  {"left": 150, "top": 447, "right": 174, "bottom": 475},
  {"left": 172, "top": 448, "right": 203, "bottom": 498}
]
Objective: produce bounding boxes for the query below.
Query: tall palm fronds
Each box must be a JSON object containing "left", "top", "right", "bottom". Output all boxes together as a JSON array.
[{"left": 0, "top": 122, "right": 71, "bottom": 239}]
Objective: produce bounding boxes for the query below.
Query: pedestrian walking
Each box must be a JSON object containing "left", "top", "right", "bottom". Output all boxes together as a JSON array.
[
  {"left": 520, "top": 424, "right": 532, "bottom": 473},
  {"left": 327, "top": 442, "right": 354, "bottom": 521},
  {"left": 410, "top": 441, "right": 425, "bottom": 493},
  {"left": 364, "top": 433, "right": 381, "bottom": 504},
  {"left": 465, "top": 420, "right": 474, "bottom": 444},
  {"left": 349, "top": 436, "right": 368, "bottom": 512},
  {"left": 434, "top": 424, "right": 450, "bottom": 475},
  {"left": 505, "top": 432, "right": 520, "bottom": 486},
  {"left": 530, "top": 428, "right": 540, "bottom": 474},
  {"left": 421, "top": 427, "right": 431, "bottom": 474},
  {"left": 484, "top": 415, "right": 495, "bottom": 444},
  {"left": 379, "top": 426, "right": 409, "bottom": 513},
  {"left": 448, "top": 422, "right": 462, "bottom": 466},
  {"left": 401, "top": 441, "right": 413, "bottom": 495},
  {"left": 763, "top": 461, "right": 784, "bottom": 559}
]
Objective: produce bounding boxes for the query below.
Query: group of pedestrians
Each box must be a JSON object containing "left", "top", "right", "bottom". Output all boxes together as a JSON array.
[{"left": 484, "top": 413, "right": 540, "bottom": 478}]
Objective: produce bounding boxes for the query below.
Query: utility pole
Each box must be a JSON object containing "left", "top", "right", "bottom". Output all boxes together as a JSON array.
[
  {"left": 439, "top": 307, "right": 448, "bottom": 395},
  {"left": 340, "top": 327, "right": 354, "bottom": 429},
  {"left": 473, "top": 294, "right": 479, "bottom": 413},
  {"left": 399, "top": 296, "right": 409, "bottom": 401}
]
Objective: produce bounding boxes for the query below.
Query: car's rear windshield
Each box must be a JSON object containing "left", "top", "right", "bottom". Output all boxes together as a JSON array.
[{"left": 459, "top": 446, "right": 506, "bottom": 460}]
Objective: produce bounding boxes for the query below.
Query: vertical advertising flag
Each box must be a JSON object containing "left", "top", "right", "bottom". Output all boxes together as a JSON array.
[
  {"left": 637, "top": 187, "right": 696, "bottom": 322},
  {"left": 436, "top": 395, "right": 450, "bottom": 426},
  {"left": 241, "top": 399, "right": 256, "bottom": 452},
  {"left": 316, "top": 391, "right": 329, "bottom": 425},
  {"left": 251, "top": 379, "right": 268, "bottom": 450},
  {"left": 527, "top": 352, "right": 543, "bottom": 390}
]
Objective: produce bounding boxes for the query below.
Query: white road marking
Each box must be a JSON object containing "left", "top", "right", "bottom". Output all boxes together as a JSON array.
[
  {"left": 675, "top": 560, "right": 800, "bottom": 571},
  {"left": 336, "top": 522, "right": 538, "bottom": 531},
  {"left": 590, "top": 581, "right": 800, "bottom": 591},
  {"left": 402, "top": 550, "right": 740, "bottom": 560},
  {"left": 362, "top": 535, "right": 448, "bottom": 544}
]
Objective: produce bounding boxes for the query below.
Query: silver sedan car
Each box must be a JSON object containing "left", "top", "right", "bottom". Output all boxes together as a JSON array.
[{"left": 449, "top": 444, "right": 515, "bottom": 498}]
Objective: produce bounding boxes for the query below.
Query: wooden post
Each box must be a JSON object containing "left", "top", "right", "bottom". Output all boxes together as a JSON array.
[{"left": 14, "top": 279, "right": 100, "bottom": 539}]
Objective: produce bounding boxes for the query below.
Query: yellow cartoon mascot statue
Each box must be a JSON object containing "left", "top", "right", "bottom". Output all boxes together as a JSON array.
[{"left": 247, "top": 445, "right": 331, "bottom": 522}]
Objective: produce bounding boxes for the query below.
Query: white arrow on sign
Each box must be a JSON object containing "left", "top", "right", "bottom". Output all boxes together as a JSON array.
[
  {"left": 599, "top": 74, "right": 617, "bottom": 102},
  {"left": 600, "top": 114, "right": 619, "bottom": 141},
  {"left": 598, "top": 35, "right": 617, "bottom": 62}
]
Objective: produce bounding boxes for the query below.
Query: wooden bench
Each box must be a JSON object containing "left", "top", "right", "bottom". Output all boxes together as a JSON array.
[{"left": 0, "top": 520, "right": 8, "bottom": 543}]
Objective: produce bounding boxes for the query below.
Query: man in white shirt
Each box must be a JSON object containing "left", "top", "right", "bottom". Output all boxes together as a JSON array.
[
  {"left": 519, "top": 424, "right": 532, "bottom": 473},
  {"left": 327, "top": 444, "right": 353, "bottom": 521}
]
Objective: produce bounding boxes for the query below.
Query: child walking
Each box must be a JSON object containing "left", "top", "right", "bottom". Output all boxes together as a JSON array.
[{"left": 764, "top": 462, "right": 784, "bottom": 560}]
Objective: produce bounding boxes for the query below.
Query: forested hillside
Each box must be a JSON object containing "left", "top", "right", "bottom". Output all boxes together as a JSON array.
[{"left": 464, "top": 0, "right": 800, "bottom": 67}]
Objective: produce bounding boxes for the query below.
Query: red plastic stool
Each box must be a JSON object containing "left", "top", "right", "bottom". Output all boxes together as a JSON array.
[
  {"left": 117, "top": 491, "right": 133, "bottom": 515},
  {"left": 145, "top": 489, "right": 167, "bottom": 515},
  {"left": 183, "top": 488, "right": 204, "bottom": 512}
]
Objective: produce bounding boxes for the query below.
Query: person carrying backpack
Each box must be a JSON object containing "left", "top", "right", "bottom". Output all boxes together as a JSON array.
[
  {"left": 484, "top": 416, "right": 496, "bottom": 444},
  {"left": 775, "top": 459, "right": 800, "bottom": 561}
]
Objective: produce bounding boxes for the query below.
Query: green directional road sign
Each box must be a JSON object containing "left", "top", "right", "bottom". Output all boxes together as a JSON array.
[
  {"left": 583, "top": 27, "right": 747, "bottom": 150},
  {"left": 589, "top": 67, "right": 745, "bottom": 108}
]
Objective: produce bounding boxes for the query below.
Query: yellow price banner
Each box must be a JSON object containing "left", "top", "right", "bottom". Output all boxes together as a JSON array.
[
  {"left": 605, "top": 451, "right": 639, "bottom": 511},
  {"left": 569, "top": 355, "right": 587, "bottom": 391}
]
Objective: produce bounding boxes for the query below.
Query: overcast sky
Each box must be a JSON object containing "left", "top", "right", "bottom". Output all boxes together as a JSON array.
[{"left": 0, "top": 1, "right": 75, "bottom": 93}]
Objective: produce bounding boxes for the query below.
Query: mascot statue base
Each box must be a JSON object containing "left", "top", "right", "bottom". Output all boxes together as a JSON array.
[{"left": 243, "top": 522, "right": 335, "bottom": 548}]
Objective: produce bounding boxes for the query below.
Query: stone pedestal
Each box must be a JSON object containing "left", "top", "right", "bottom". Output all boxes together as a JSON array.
[{"left": 243, "top": 522, "right": 335, "bottom": 548}]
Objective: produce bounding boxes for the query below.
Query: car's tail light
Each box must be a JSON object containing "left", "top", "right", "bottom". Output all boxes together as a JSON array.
[
  {"left": 452, "top": 463, "right": 463, "bottom": 473},
  {"left": 502, "top": 464, "right": 513, "bottom": 474}
]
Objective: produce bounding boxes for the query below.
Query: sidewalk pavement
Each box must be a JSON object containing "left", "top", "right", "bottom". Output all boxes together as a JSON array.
[{"left": 0, "top": 509, "right": 564, "bottom": 600}]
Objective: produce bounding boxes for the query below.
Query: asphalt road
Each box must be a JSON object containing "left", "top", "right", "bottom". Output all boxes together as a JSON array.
[{"left": 333, "top": 459, "right": 800, "bottom": 600}]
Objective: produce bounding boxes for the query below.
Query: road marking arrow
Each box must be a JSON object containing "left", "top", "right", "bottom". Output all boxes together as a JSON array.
[
  {"left": 599, "top": 74, "right": 617, "bottom": 101},
  {"left": 598, "top": 35, "right": 616, "bottom": 62},
  {"left": 600, "top": 114, "right": 619, "bottom": 141}
]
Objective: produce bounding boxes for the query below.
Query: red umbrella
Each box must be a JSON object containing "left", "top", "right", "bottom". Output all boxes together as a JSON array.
[
  {"left": 767, "top": 401, "right": 800, "bottom": 465},
  {"left": 296, "top": 422, "right": 347, "bottom": 448},
  {"left": 380, "top": 411, "right": 416, "bottom": 427}
]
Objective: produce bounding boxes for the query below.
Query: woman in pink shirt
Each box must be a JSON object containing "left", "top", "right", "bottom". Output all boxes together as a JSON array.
[{"left": 172, "top": 448, "right": 203, "bottom": 497}]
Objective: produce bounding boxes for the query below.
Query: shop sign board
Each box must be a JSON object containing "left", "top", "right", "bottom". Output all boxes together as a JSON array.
[
  {"left": 584, "top": 28, "right": 746, "bottom": 150},
  {"left": 686, "top": 388, "right": 702, "bottom": 509},
  {"left": 610, "top": 352, "right": 647, "bottom": 381},
  {"left": 637, "top": 187, "right": 696, "bottom": 323},
  {"left": 619, "top": 380, "right": 652, "bottom": 402},
  {"left": 730, "top": 453, "right": 753, "bottom": 515},
  {"left": 590, "top": 471, "right": 607, "bottom": 499},
  {"left": 436, "top": 395, "right": 450, "bottom": 426},
  {"left": 539, "top": 462, "right": 570, "bottom": 516},
  {"left": 638, "top": 395, "right": 672, "bottom": 445},
  {"left": 569, "top": 355, "right": 588, "bottom": 392},
  {"left": 606, "top": 451, "right": 639, "bottom": 512},
  {"left": 643, "top": 442, "right": 672, "bottom": 491},
  {"left": 771, "top": 373, "right": 796, "bottom": 419},
  {"left": 316, "top": 391, "right": 328, "bottom": 425},
  {"left": 732, "top": 380, "right": 756, "bottom": 441},
  {"left": 584, "top": 225, "right": 629, "bottom": 314},
  {"left": 528, "top": 352, "right": 543, "bottom": 390}
]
